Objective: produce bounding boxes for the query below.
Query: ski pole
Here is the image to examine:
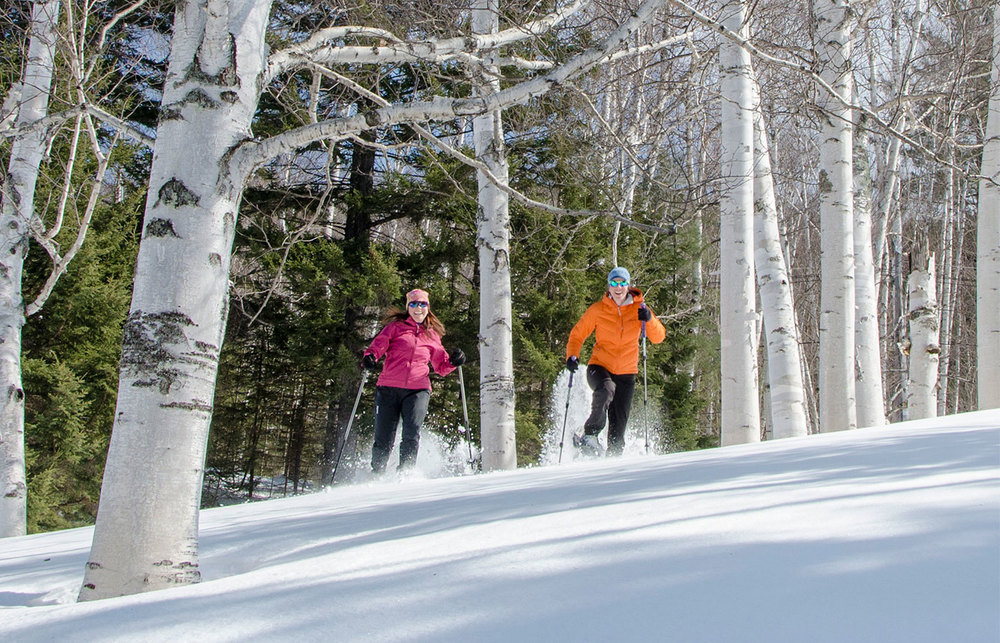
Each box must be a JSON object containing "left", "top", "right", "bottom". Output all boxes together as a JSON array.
[
  {"left": 557, "top": 370, "right": 575, "bottom": 463},
  {"left": 641, "top": 304, "right": 649, "bottom": 454},
  {"left": 331, "top": 369, "right": 369, "bottom": 484},
  {"left": 457, "top": 365, "right": 476, "bottom": 471}
]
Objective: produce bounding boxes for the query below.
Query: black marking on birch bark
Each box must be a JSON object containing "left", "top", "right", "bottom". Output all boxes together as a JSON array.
[
  {"left": 85, "top": 562, "right": 102, "bottom": 570},
  {"left": 220, "top": 90, "right": 238, "bottom": 104},
  {"left": 159, "top": 106, "right": 183, "bottom": 122},
  {"left": 361, "top": 109, "right": 381, "bottom": 128},
  {"left": 493, "top": 248, "right": 510, "bottom": 271},
  {"left": 160, "top": 400, "right": 213, "bottom": 412},
  {"left": 7, "top": 384, "right": 23, "bottom": 402},
  {"left": 120, "top": 311, "right": 196, "bottom": 395},
  {"left": 219, "top": 291, "right": 230, "bottom": 329},
  {"left": 182, "top": 88, "right": 219, "bottom": 110},
  {"left": 156, "top": 179, "right": 199, "bottom": 208},
  {"left": 908, "top": 306, "right": 939, "bottom": 323},
  {"left": 194, "top": 340, "right": 217, "bottom": 354},
  {"left": 151, "top": 559, "right": 200, "bottom": 584},
  {"left": 6, "top": 180, "right": 20, "bottom": 207},
  {"left": 144, "top": 218, "right": 179, "bottom": 238},
  {"left": 188, "top": 38, "right": 239, "bottom": 88},
  {"left": 454, "top": 97, "right": 487, "bottom": 116},
  {"left": 4, "top": 482, "right": 25, "bottom": 498},
  {"left": 163, "top": 569, "right": 201, "bottom": 584},
  {"left": 208, "top": 253, "right": 222, "bottom": 267},
  {"left": 818, "top": 169, "right": 832, "bottom": 194},
  {"left": 179, "top": 339, "right": 219, "bottom": 369},
  {"left": 6, "top": 233, "right": 28, "bottom": 256}
]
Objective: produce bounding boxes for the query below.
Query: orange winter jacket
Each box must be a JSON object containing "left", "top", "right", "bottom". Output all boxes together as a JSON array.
[{"left": 566, "top": 288, "right": 666, "bottom": 375}]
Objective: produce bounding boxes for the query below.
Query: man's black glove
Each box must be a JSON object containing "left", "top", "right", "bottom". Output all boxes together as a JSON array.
[
  {"left": 637, "top": 305, "right": 652, "bottom": 322},
  {"left": 566, "top": 356, "right": 579, "bottom": 372},
  {"left": 449, "top": 349, "right": 466, "bottom": 367},
  {"left": 361, "top": 354, "right": 378, "bottom": 370}
]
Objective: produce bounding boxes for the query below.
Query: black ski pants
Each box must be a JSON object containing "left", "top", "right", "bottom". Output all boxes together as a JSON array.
[
  {"left": 371, "top": 386, "right": 430, "bottom": 473},
  {"left": 583, "top": 365, "right": 636, "bottom": 457}
]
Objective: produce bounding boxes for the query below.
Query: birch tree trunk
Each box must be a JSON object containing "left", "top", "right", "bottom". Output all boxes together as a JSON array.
[
  {"left": 873, "top": 131, "right": 903, "bottom": 286},
  {"left": 718, "top": 0, "right": 760, "bottom": 445},
  {"left": 79, "top": 0, "right": 272, "bottom": 599},
  {"left": 948, "top": 200, "right": 966, "bottom": 415},
  {"left": 813, "top": 0, "right": 857, "bottom": 433},
  {"left": 977, "top": 4, "right": 1000, "bottom": 410},
  {"left": 0, "top": 0, "right": 61, "bottom": 539},
  {"left": 752, "top": 86, "right": 808, "bottom": 440},
  {"left": 936, "top": 121, "right": 957, "bottom": 415},
  {"left": 472, "top": 0, "right": 516, "bottom": 471},
  {"left": 888, "top": 191, "right": 906, "bottom": 420},
  {"left": 906, "top": 240, "right": 939, "bottom": 420},
  {"left": 853, "top": 121, "right": 886, "bottom": 428}
]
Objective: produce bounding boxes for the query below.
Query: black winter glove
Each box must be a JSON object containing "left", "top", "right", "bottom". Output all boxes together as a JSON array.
[
  {"left": 361, "top": 354, "right": 378, "bottom": 370},
  {"left": 449, "top": 349, "right": 466, "bottom": 367},
  {"left": 637, "top": 305, "right": 652, "bottom": 322},
  {"left": 566, "top": 356, "right": 579, "bottom": 372}
]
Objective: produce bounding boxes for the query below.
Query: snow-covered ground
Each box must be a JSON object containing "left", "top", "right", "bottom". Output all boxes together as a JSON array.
[{"left": 1, "top": 410, "right": 997, "bottom": 642}]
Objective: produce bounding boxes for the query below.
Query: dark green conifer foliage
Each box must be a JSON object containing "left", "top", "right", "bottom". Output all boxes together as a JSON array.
[{"left": 21, "top": 188, "right": 142, "bottom": 532}]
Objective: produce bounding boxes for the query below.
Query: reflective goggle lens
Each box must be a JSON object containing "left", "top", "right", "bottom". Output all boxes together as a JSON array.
[
  {"left": 609, "top": 279, "right": 629, "bottom": 287},
  {"left": 408, "top": 301, "right": 429, "bottom": 308}
]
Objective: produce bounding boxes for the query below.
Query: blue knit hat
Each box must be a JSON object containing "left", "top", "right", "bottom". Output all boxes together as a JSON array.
[{"left": 607, "top": 266, "right": 630, "bottom": 284}]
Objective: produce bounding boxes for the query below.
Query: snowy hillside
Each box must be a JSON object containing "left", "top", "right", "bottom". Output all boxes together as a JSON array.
[{"left": 1, "top": 411, "right": 998, "bottom": 642}]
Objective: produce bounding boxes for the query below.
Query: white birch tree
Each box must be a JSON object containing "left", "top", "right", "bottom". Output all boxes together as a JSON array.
[
  {"left": 813, "top": 0, "right": 857, "bottom": 433},
  {"left": 79, "top": 0, "right": 274, "bottom": 599},
  {"left": 978, "top": 3, "right": 1000, "bottom": 410},
  {"left": 852, "top": 121, "right": 886, "bottom": 428},
  {"left": 718, "top": 0, "right": 759, "bottom": 445},
  {"left": 752, "top": 84, "right": 809, "bottom": 439},
  {"left": 906, "top": 239, "right": 939, "bottom": 419},
  {"left": 472, "top": 0, "right": 516, "bottom": 472},
  {"left": 0, "top": 0, "right": 61, "bottom": 539}
]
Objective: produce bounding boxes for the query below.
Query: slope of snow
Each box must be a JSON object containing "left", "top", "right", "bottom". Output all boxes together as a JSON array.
[{"left": 1, "top": 411, "right": 998, "bottom": 642}]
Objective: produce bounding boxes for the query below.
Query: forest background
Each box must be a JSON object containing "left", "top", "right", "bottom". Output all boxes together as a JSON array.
[{"left": 1, "top": 0, "right": 995, "bottom": 536}]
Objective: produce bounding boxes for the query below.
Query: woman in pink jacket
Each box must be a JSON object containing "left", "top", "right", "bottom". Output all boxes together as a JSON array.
[{"left": 361, "top": 289, "right": 466, "bottom": 473}]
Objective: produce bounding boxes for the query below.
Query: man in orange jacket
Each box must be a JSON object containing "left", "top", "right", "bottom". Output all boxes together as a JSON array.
[{"left": 565, "top": 266, "right": 666, "bottom": 456}]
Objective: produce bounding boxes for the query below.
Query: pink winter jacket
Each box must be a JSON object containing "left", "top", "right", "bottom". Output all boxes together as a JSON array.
[{"left": 363, "top": 318, "right": 455, "bottom": 390}]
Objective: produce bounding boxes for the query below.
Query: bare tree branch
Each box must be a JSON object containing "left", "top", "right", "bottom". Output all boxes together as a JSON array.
[{"left": 265, "top": 0, "right": 592, "bottom": 83}]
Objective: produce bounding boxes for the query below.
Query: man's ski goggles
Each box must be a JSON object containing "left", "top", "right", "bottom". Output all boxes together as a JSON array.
[{"left": 608, "top": 279, "right": 629, "bottom": 287}]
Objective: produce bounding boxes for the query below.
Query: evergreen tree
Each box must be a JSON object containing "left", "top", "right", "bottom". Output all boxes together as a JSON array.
[{"left": 21, "top": 188, "right": 142, "bottom": 531}]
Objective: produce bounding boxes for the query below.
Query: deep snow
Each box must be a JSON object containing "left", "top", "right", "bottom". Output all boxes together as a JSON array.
[{"left": 1, "top": 410, "right": 997, "bottom": 642}]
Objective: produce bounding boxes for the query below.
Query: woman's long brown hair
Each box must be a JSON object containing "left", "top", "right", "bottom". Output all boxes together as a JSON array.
[{"left": 381, "top": 307, "right": 446, "bottom": 336}]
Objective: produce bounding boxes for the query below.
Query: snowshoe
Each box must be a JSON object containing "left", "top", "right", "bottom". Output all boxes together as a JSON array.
[{"left": 573, "top": 433, "right": 605, "bottom": 458}]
